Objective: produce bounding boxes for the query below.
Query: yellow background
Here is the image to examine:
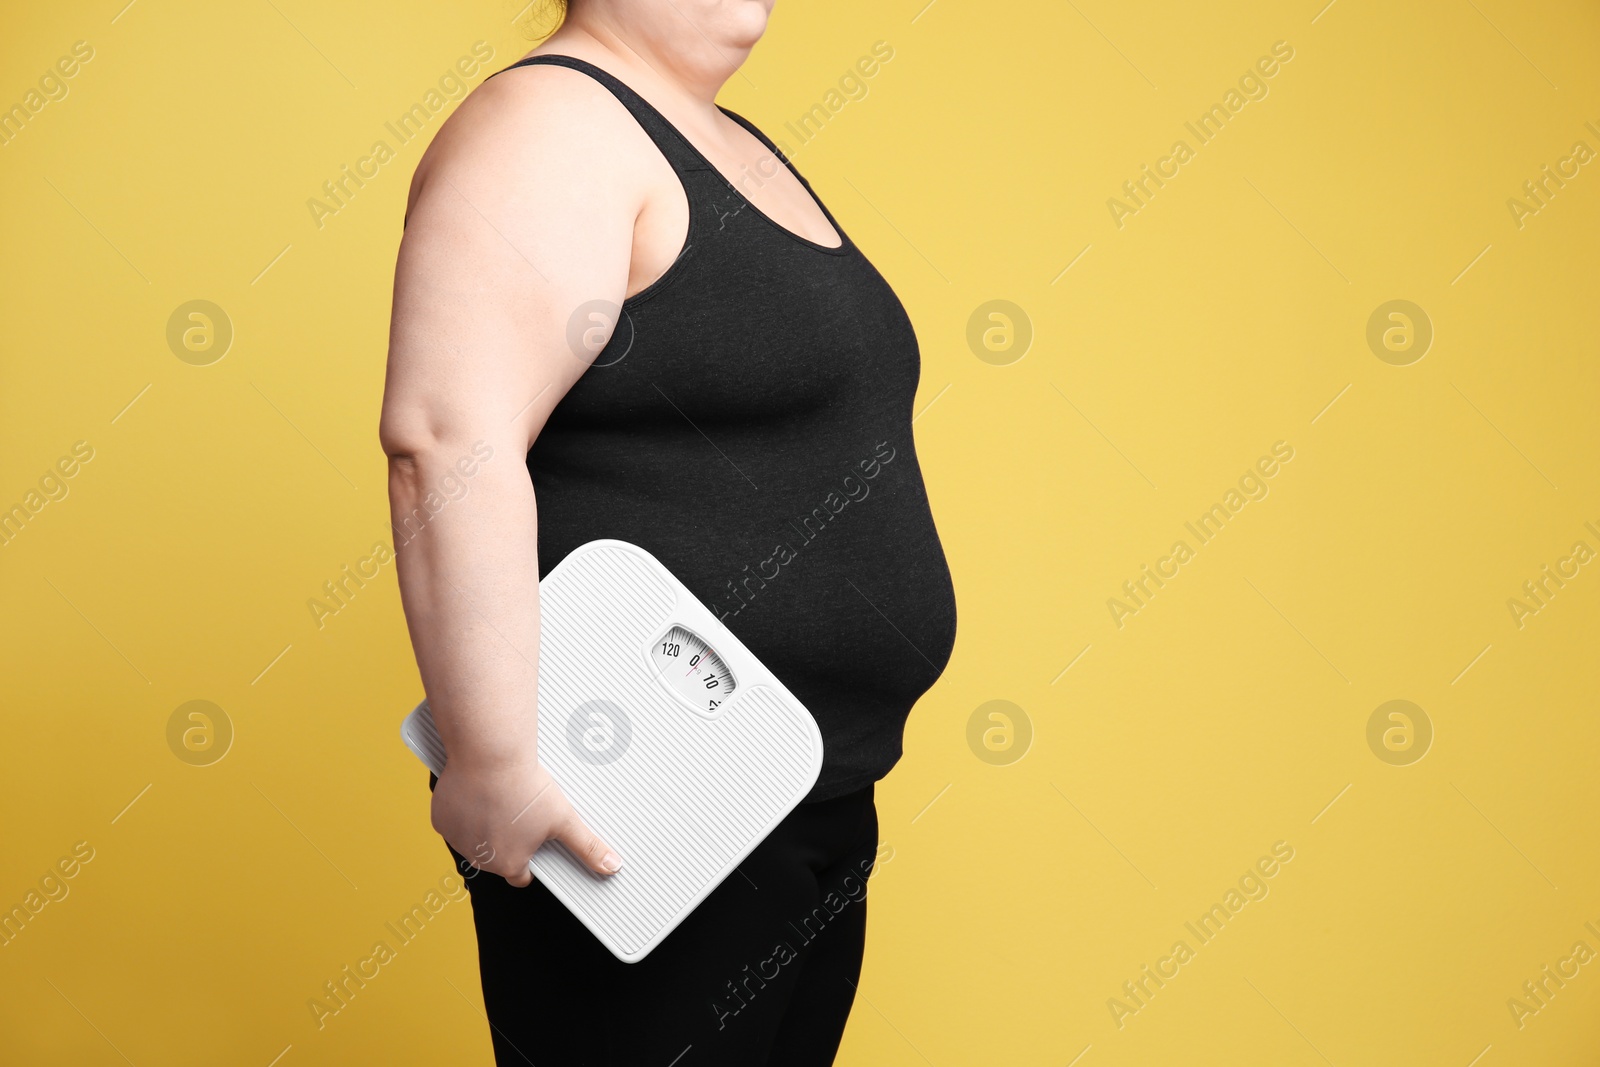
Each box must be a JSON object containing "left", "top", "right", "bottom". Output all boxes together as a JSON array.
[{"left": 3, "top": 0, "right": 1599, "bottom": 1063}]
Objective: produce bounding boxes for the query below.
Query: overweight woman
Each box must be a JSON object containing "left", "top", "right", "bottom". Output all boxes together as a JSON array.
[{"left": 378, "top": 1, "right": 956, "bottom": 1063}]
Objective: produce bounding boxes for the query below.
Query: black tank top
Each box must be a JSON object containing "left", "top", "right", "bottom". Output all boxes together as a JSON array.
[{"left": 491, "top": 54, "right": 957, "bottom": 802}]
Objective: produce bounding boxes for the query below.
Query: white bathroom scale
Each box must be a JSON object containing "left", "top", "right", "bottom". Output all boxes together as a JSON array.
[{"left": 400, "top": 538, "right": 823, "bottom": 963}]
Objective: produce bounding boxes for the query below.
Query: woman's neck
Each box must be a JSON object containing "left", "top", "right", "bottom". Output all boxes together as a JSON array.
[{"left": 535, "top": 0, "right": 771, "bottom": 108}]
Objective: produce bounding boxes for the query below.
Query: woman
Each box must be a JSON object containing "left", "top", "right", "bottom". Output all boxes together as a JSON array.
[{"left": 379, "top": 1, "right": 956, "bottom": 1062}]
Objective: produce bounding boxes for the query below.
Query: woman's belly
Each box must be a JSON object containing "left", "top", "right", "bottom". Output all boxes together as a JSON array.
[{"left": 530, "top": 430, "right": 957, "bottom": 799}]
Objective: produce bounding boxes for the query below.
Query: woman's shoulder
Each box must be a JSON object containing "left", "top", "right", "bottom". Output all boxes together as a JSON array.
[{"left": 404, "top": 52, "right": 647, "bottom": 225}]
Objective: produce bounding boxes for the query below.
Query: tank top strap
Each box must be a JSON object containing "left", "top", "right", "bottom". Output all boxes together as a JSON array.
[{"left": 488, "top": 55, "right": 709, "bottom": 178}]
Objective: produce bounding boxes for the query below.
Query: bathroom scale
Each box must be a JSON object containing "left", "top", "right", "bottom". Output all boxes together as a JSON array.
[{"left": 400, "top": 538, "right": 824, "bottom": 963}]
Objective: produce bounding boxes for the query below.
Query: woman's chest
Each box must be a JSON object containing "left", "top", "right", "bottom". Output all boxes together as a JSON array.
[{"left": 564, "top": 241, "right": 922, "bottom": 427}]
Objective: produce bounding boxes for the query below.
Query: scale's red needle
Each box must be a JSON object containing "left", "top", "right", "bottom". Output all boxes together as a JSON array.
[{"left": 684, "top": 642, "right": 722, "bottom": 678}]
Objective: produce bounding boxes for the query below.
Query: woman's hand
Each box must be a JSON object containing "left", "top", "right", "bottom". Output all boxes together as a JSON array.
[{"left": 433, "top": 755, "right": 622, "bottom": 887}]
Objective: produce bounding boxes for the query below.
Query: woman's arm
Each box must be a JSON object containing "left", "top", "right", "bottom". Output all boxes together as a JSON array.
[{"left": 378, "top": 68, "right": 642, "bottom": 886}]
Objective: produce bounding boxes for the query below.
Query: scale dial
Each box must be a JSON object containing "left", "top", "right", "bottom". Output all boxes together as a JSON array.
[{"left": 652, "top": 624, "right": 736, "bottom": 711}]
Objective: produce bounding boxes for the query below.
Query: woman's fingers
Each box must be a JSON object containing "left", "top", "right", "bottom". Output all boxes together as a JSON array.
[
  {"left": 502, "top": 859, "right": 535, "bottom": 888},
  {"left": 457, "top": 840, "right": 534, "bottom": 888},
  {"left": 553, "top": 810, "right": 623, "bottom": 876},
  {"left": 434, "top": 764, "right": 619, "bottom": 887}
]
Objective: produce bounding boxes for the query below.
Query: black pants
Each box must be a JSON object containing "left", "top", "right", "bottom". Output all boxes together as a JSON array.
[{"left": 431, "top": 775, "right": 880, "bottom": 1066}]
